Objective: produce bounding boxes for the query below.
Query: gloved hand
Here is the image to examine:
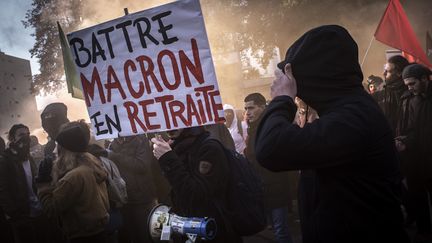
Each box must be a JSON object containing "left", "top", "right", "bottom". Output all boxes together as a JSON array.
[{"left": 36, "top": 158, "right": 53, "bottom": 183}]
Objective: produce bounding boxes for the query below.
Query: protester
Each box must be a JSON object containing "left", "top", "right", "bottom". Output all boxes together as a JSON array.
[
  {"left": 151, "top": 127, "right": 242, "bottom": 242},
  {"left": 0, "top": 124, "right": 51, "bottom": 243},
  {"left": 87, "top": 143, "right": 126, "bottom": 243},
  {"left": 40, "top": 103, "right": 69, "bottom": 157},
  {"left": 107, "top": 135, "right": 157, "bottom": 243},
  {"left": 223, "top": 104, "right": 246, "bottom": 154},
  {"left": 382, "top": 55, "right": 409, "bottom": 133},
  {"left": 36, "top": 120, "right": 109, "bottom": 243},
  {"left": 367, "top": 75, "right": 385, "bottom": 109},
  {"left": 204, "top": 123, "right": 236, "bottom": 151},
  {"left": 396, "top": 64, "right": 432, "bottom": 242},
  {"left": 30, "top": 135, "right": 44, "bottom": 169},
  {"left": 235, "top": 109, "right": 248, "bottom": 139},
  {"left": 294, "top": 97, "right": 318, "bottom": 128},
  {"left": 293, "top": 97, "right": 319, "bottom": 242},
  {"left": 243, "top": 93, "right": 294, "bottom": 243},
  {"left": 255, "top": 25, "right": 409, "bottom": 243}
]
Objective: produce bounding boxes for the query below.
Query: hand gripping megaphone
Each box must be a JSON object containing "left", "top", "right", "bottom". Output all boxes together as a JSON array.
[{"left": 148, "top": 204, "right": 217, "bottom": 242}]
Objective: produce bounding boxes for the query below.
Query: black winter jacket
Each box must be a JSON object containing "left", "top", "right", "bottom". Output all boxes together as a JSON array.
[
  {"left": 158, "top": 131, "right": 241, "bottom": 242},
  {"left": 256, "top": 25, "right": 408, "bottom": 243},
  {"left": 0, "top": 149, "right": 38, "bottom": 219}
]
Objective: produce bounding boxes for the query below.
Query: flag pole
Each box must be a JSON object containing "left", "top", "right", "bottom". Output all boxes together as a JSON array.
[{"left": 361, "top": 36, "right": 374, "bottom": 68}]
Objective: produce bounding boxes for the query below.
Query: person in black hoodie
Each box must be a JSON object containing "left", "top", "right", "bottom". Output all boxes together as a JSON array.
[
  {"left": 151, "top": 127, "right": 241, "bottom": 242},
  {"left": 255, "top": 25, "right": 409, "bottom": 243}
]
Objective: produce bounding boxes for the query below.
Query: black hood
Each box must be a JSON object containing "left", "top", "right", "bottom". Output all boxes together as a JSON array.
[{"left": 278, "top": 25, "right": 364, "bottom": 113}]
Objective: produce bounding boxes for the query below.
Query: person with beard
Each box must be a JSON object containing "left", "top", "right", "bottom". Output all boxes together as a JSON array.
[
  {"left": 255, "top": 25, "right": 409, "bottom": 243},
  {"left": 0, "top": 124, "right": 51, "bottom": 243},
  {"left": 383, "top": 55, "right": 410, "bottom": 133},
  {"left": 396, "top": 64, "right": 432, "bottom": 242},
  {"left": 151, "top": 127, "right": 241, "bottom": 242},
  {"left": 243, "top": 93, "right": 293, "bottom": 243}
]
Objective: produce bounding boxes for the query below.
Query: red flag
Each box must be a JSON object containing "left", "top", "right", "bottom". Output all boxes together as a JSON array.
[
  {"left": 374, "top": 0, "right": 432, "bottom": 68},
  {"left": 427, "top": 31, "right": 432, "bottom": 63}
]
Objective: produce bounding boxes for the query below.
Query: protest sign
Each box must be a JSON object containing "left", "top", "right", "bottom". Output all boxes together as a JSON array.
[{"left": 67, "top": 0, "right": 224, "bottom": 139}]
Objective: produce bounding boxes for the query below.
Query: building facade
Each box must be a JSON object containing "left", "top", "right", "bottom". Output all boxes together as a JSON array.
[{"left": 0, "top": 52, "right": 39, "bottom": 138}]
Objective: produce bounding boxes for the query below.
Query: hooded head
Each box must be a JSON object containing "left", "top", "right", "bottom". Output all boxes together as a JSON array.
[
  {"left": 167, "top": 126, "right": 206, "bottom": 149},
  {"left": 41, "top": 103, "right": 69, "bottom": 139},
  {"left": 223, "top": 104, "right": 236, "bottom": 128},
  {"left": 278, "top": 25, "right": 364, "bottom": 112}
]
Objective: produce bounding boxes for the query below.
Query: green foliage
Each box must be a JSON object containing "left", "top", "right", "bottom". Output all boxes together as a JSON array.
[
  {"left": 23, "top": 0, "right": 390, "bottom": 94},
  {"left": 23, "top": 0, "right": 82, "bottom": 95}
]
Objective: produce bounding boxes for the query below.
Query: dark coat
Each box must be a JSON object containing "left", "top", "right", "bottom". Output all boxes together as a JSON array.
[
  {"left": 158, "top": 131, "right": 241, "bottom": 242},
  {"left": 408, "top": 84, "right": 432, "bottom": 180},
  {"left": 0, "top": 149, "right": 37, "bottom": 219},
  {"left": 108, "top": 135, "right": 156, "bottom": 204},
  {"left": 256, "top": 25, "right": 408, "bottom": 243},
  {"left": 245, "top": 116, "right": 291, "bottom": 209},
  {"left": 395, "top": 91, "right": 423, "bottom": 177},
  {"left": 383, "top": 80, "right": 407, "bottom": 134}
]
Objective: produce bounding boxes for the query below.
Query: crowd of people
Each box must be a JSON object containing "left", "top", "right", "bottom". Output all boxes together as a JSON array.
[{"left": 0, "top": 24, "right": 432, "bottom": 243}]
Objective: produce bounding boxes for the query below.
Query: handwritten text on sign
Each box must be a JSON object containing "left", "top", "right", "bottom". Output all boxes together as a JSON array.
[{"left": 67, "top": 0, "right": 223, "bottom": 139}]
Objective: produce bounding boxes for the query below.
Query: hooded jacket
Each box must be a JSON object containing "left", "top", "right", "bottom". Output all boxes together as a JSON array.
[
  {"left": 158, "top": 129, "right": 240, "bottom": 242},
  {"left": 37, "top": 158, "right": 109, "bottom": 239},
  {"left": 257, "top": 25, "right": 408, "bottom": 243}
]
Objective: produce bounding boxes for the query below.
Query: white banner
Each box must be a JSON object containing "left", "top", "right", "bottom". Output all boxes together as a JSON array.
[{"left": 67, "top": 0, "right": 224, "bottom": 139}]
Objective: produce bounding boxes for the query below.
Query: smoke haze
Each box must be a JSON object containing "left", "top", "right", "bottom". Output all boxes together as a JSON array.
[{"left": 32, "top": 0, "right": 431, "bottom": 140}]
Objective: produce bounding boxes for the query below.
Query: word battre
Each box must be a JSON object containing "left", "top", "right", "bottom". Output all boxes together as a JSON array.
[
  {"left": 80, "top": 38, "right": 204, "bottom": 107},
  {"left": 90, "top": 85, "right": 224, "bottom": 136},
  {"left": 70, "top": 11, "right": 178, "bottom": 68}
]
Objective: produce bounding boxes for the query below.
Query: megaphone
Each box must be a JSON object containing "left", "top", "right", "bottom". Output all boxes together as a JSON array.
[{"left": 148, "top": 204, "right": 217, "bottom": 242}]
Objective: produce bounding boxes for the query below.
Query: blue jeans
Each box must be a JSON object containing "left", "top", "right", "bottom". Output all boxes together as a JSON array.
[{"left": 268, "top": 207, "right": 293, "bottom": 243}]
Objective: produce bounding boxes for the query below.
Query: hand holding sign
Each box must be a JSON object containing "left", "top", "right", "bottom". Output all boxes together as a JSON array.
[
  {"left": 151, "top": 135, "right": 172, "bottom": 159},
  {"left": 67, "top": 0, "right": 224, "bottom": 140}
]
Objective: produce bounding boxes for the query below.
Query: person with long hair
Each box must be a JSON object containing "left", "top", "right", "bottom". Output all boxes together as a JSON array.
[{"left": 36, "top": 120, "right": 109, "bottom": 243}]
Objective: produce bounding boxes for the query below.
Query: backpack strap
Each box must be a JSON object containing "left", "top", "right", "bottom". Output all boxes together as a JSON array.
[{"left": 187, "top": 136, "right": 238, "bottom": 236}]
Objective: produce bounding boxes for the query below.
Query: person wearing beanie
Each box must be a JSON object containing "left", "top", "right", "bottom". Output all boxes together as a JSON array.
[
  {"left": 36, "top": 120, "right": 110, "bottom": 243},
  {"left": 255, "top": 25, "right": 409, "bottom": 243},
  {"left": 396, "top": 64, "right": 432, "bottom": 242},
  {"left": 40, "top": 102, "right": 70, "bottom": 161}
]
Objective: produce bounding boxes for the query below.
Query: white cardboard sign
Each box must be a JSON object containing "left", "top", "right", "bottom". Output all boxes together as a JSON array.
[{"left": 67, "top": 0, "right": 223, "bottom": 139}]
